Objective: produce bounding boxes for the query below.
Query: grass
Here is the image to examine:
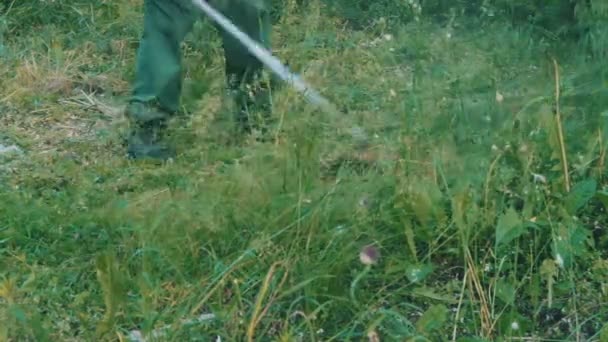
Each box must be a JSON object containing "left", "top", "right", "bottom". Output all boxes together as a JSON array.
[{"left": 1, "top": 1, "right": 608, "bottom": 341}]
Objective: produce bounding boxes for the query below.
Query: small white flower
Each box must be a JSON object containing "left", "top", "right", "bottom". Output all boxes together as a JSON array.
[
  {"left": 359, "top": 195, "right": 370, "bottom": 208},
  {"left": 555, "top": 254, "right": 564, "bottom": 268},
  {"left": 519, "top": 144, "right": 528, "bottom": 153},
  {"left": 495, "top": 91, "right": 504, "bottom": 103},
  {"left": 128, "top": 331, "right": 145, "bottom": 342},
  {"left": 409, "top": 268, "right": 421, "bottom": 282},
  {"left": 532, "top": 173, "right": 547, "bottom": 184},
  {"left": 511, "top": 321, "right": 520, "bottom": 331}
]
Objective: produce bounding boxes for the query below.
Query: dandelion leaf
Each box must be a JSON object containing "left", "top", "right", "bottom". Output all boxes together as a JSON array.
[
  {"left": 495, "top": 278, "right": 516, "bottom": 305},
  {"left": 415, "top": 304, "right": 448, "bottom": 334},
  {"left": 495, "top": 207, "right": 524, "bottom": 249},
  {"left": 564, "top": 178, "right": 597, "bottom": 214}
]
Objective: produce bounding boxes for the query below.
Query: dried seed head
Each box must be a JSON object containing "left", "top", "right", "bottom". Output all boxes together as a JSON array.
[
  {"left": 359, "top": 194, "right": 371, "bottom": 208},
  {"left": 368, "top": 330, "right": 380, "bottom": 342},
  {"left": 360, "top": 245, "right": 380, "bottom": 265}
]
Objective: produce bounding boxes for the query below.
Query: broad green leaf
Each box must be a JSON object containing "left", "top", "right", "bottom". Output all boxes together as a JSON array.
[
  {"left": 376, "top": 308, "right": 416, "bottom": 337},
  {"left": 412, "top": 286, "right": 459, "bottom": 304},
  {"left": 495, "top": 278, "right": 516, "bottom": 305},
  {"left": 495, "top": 207, "right": 524, "bottom": 248},
  {"left": 570, "top": 225, "right": 593, "bottom": 256},
  {"left": 565, "top": 179, "right": 597, "bottom": 214},
  {"left": 9, "top": 305, "right": 27, "bottom": 323},
  {"left": 496, "top": 310, "right": 528, "bottom": 336},
  {"left": 415, "top": 304, "right": 448, "bottom": 334},
  {"left": 552, "top": 223, "right": 592, "bottom": 269},
  {"left": 405, "top": 263, "right": 434, "bottom": 283}
]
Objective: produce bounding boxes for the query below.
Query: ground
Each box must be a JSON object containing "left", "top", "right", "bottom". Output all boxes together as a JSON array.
[{"left": 1, "top": 2, "right": 608, "bottom": 341}]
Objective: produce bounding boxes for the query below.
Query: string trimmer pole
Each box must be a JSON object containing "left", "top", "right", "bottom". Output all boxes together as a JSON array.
[{"left": 191, "top": 0, "right": 340, "bottom": 116}]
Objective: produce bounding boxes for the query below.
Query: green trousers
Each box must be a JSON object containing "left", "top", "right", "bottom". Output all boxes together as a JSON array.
[{"left": 128, "top": 0, "right": 272, "bottom": 124}]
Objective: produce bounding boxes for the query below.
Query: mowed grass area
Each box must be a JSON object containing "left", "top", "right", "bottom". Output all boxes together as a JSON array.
[{"left": 1, "top": 2, "right": 608, "bottom": 341}]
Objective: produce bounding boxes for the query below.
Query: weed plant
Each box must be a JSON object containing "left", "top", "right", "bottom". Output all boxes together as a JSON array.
[{"left": 1, "top": 0, "right": 608, "bottom": 340}]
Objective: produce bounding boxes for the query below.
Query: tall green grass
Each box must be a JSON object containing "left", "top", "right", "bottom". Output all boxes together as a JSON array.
[{"left": 1, "top": 0, "right": 608, "bottom": 340}]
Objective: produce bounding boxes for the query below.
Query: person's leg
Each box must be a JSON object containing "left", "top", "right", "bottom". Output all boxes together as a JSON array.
[
  {"left": 215, "top": 0, "right": 275, "bottom": 134},
  {"left": 126, "top": 0, "right": 197, "bottom": 160}
]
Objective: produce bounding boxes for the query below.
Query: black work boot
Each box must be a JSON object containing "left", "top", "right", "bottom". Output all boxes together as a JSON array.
[
  {"left": 124, "top": 102, "right": 175, "bottom": 161},
  {"left": 126, "top": 120, "right": 175, "bottom": 161}
]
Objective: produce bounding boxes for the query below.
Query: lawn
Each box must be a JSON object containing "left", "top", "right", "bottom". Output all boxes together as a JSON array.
[{"left": 1, "top": 1, "right": 608, "bottom": 341}]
